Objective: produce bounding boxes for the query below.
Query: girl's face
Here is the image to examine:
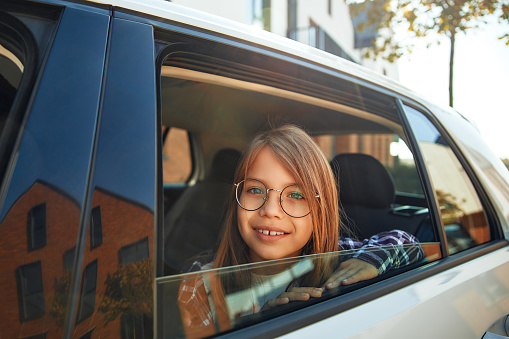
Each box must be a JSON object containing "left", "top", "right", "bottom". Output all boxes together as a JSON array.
[{"left": 237, "top": 146, "right": 314, "bottom": 263}]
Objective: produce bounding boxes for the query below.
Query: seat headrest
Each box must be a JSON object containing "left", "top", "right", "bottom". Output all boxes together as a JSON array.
[
  {"left": 330, "top": 153, "right": 395, "bottom": 208},
  {"left": 206, "top": 148, "right": 241, "bottom": 183}
]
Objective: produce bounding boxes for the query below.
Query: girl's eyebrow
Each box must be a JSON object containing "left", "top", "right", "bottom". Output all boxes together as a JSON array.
[{"left": 246, "top": 177, "right": 298, "bottom": 188}]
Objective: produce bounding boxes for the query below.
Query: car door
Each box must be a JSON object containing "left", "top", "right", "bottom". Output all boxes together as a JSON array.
[
  {"left": 0, "top": 2, "right": 159, "bottom": 338},
  {"left": 0, "top": 3, "right": 111, "bottom": 338}
]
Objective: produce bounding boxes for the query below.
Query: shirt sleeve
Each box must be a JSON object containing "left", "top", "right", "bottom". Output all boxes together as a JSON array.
[{"left": 338, "top": 230, "right": 424, "bottom": 274}]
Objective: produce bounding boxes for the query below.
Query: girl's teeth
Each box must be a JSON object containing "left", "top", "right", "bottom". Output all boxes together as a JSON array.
[{"left": 256, "top": 229, "right": 284, "bottom": 235}]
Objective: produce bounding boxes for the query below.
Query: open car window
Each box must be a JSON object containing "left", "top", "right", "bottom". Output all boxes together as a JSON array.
[{"left": 158, "top": 44, "right": 442, "bottom": 336}]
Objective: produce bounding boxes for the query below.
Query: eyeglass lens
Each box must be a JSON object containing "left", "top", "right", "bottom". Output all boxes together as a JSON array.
[{"left": 235, "top": 179, "right": 311, "bottom": 218}]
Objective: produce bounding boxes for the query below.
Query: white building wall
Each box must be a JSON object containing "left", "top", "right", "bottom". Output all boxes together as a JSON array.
[
  {"left": 170, "top": 0, "right": 247, "bottom": 23},
  {"left": 297, "top": 0, "right": 358, "bottom": 59}
]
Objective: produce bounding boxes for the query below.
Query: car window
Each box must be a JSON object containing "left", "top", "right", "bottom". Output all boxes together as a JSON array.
[
  {"left": 157, "top": 42, "right": 441, "bottom": 336},
  {"left": 403, "top": 105, "right": 490, "bottom": 254}
]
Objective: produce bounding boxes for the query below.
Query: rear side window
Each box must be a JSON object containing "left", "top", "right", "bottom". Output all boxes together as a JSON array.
[
  {"left": 157, "top": 41, "right": 439, "bottom": 337},
  {"left": 404, "top": 105, "right": 490, "bottom": 254}
]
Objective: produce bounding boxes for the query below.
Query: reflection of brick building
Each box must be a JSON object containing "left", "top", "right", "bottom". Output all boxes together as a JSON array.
[{"left": 0, "top": 181, "right": 154, "bottom": 338}]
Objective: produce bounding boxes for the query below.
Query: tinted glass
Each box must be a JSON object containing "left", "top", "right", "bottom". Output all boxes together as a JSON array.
[
  {"left": 160, "top": 244, "right": 437, "bottom": 337},
  {"left": 404, "top": 105, "right": 490, "bottom": 254},
  {"left": 75, "top": 17, "right": 156, "bottom": 338},
  {"left": 0, "top": 7, "right": 109, "bottom": 339}
]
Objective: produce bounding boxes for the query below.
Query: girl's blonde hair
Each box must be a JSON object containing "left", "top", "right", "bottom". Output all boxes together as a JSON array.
[{"left": 215, "top": 125, "right": 342, "bottom": 292}]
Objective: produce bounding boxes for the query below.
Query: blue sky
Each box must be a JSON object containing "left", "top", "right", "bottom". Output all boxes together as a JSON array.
[{"left": 398, "top": 20, "right": 509, "bottom": 159}]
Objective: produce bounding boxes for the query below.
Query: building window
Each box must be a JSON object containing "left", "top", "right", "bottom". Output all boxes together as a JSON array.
[
  {"left": 16, "top": 261, "right": 45, "bottom": 321},
  {"left": 63, "top": 247, "right": 76, "bottom": 272},
  {"left": 119, "top": 238, "right": 149, "bottom": 264},
  {"left": 27, "top": 203, "right": 47, "bottom": 251},
  {"left": 76, "top": 260, "right": 98, "bottom": 323},
  {"left": 90, "top": 206, "right": 103, "bottom": 249},
  {"left": 252, "top": 0, "right": 271, "bottom": 31}
]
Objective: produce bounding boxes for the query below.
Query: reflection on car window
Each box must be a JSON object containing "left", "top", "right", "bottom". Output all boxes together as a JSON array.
[
  {"left": 0, "top": 40, "right": 23, "bottom": 123},
  {"left": 159, "top": 243, "right": 437, "bottom": 338},
  {"left": 404, "top": 105, "right": 490, "bottom": 254}
]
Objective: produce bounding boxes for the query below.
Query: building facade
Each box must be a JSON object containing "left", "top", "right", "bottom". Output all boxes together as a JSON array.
[{"left": 170, "top": 0, "right": 399, "bottom": 79}]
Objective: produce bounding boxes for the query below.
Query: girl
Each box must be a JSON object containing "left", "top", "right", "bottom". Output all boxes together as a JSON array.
[{"left": 178, "top": 125, "right": 422, "bottom": 337}]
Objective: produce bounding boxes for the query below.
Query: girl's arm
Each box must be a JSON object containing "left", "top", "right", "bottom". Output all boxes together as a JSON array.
[
  {"left": 324, "top": 230, "right": 424, "bottom": 288},
  {"left": 338, "top": 229, "right": 424, "bottom": 275}
]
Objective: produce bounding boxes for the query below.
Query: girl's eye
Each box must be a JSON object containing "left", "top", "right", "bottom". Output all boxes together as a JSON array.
[
  {"left": 247, "top": 187, "right": 264, "bottom": 195},
  {"left": 288, "top": 191, "right": 304, "bottom": 200}
]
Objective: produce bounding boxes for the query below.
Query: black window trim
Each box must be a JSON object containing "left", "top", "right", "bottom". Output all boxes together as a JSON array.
[{"left": 395, "top": 99, "right": 449, "bottom": 257}]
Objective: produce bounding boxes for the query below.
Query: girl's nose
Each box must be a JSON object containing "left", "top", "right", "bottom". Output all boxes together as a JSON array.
[{"left": 260, "top": 190, "right": 283, "bottom": 218}]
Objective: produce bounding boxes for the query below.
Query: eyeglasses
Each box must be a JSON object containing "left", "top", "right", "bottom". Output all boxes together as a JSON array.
[{"left": 234, "top": 179, "right": 318, "bottom": 218}]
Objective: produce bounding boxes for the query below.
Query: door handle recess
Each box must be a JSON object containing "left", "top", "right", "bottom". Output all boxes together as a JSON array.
[{"left": 482, "top": 315, "right": 509, "bottom": 339}]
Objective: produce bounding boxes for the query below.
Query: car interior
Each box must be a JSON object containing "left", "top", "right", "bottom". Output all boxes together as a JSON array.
[{"left": 159, "top": 60, "right": 436, "bottom": 276}]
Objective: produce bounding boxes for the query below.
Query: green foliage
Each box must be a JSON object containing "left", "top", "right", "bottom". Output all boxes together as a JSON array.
[
  {"left": 98, "top": 259, "right": 154, "bottom": 324},
  {"left": 502, "top": 158, "right": 509, "bottom": 169},
  {"left": 349, "top": 0, "right": 504, "bottom": 61},
  {"left": 49, "top": 270, "right": 72, "bottom": 327}
]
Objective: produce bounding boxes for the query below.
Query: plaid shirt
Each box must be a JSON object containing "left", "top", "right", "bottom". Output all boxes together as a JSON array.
[{"left": 339, "top": 229, "right": 424, "bottom": 274}]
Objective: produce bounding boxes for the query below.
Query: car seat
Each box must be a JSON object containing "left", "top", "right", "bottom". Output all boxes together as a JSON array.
[
  {"left": 330, "top": 153, "right": 427, "bottom": 240},
  {"left": 164, "top": 148, "right": 240, "bottom": 273}
]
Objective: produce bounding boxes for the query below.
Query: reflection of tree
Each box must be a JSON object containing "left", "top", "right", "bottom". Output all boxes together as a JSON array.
[
  {"left": 49, "top": 270, "right": 71, "bottom": 327},
  {"left": 98, "top": 259, "right": 153, "bottom": 324},
  {"left": 436, "top": 189, "right": 465, "bottom": 225}
]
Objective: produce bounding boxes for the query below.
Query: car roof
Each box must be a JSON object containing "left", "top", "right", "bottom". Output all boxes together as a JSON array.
[{"left": 63, "top": 0, "right": 469, "bottom": 126}]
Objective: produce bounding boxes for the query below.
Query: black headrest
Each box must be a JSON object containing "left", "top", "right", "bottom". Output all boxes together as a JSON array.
[
  {"left": 330, "top": 153, "right": 395, "bottom": 208},
  {"left": 206, "top": 148, "right": 241, "bottom": 183}
]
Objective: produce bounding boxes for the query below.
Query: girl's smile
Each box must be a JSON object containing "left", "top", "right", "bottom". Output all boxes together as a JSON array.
[{"left": 237, "top": 146, "right": 313, "bottom": 263}]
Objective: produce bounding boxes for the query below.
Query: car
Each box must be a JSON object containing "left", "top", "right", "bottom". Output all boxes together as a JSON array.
[{"left": 1, "top": 0, "right": 509, "bottom": 338}]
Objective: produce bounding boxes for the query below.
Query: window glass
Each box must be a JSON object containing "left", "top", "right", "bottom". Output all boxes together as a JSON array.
[
  {"left": 90, "top": 206, "right": 103, "bottom": 249},
  {"left": 314, "top": 133, "right": 423, "bottom": 196},
  {"left": 0, "top": 8, "right": 109, "bottom": 339},
  {"left": 159, "top": 244, "right": 437, "bottom": 337},
  {"left": 27, "top": 203, "right": 47, "bottom": 251},
  {"left": 76, "top": 260, "right": 98, "bottom": 323},
  {"left": 16, "top": 261, "right": 45, "bottom": 321},
  {"left": 404, "top": 105, "right": 490, "bottom": 254},
  {"left": 162, "top": 126, "right": 192, "bottom": 184}
]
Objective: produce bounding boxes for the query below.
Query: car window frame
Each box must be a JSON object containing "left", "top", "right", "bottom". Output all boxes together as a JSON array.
[{"left": 397, "top": 99, "right": 504, "bottom": 247}]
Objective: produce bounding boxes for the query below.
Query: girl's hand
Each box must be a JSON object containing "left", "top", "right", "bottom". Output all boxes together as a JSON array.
[
  {"left": 324, "top": 258, "right": 378, "bottom": 289},
  {"left": 261, "top": 287, "right": 323, "bottom": 311}
]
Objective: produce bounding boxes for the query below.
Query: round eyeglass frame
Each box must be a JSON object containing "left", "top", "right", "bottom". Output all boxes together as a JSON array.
[{"left": 234, "top": 178, "right": 319, "bottom": 218}]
